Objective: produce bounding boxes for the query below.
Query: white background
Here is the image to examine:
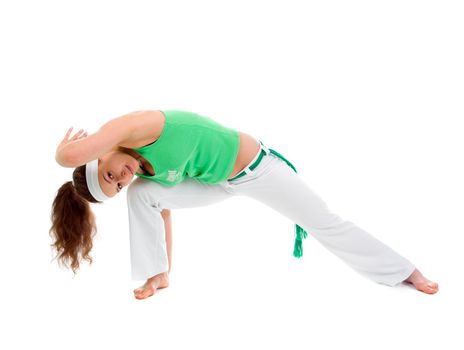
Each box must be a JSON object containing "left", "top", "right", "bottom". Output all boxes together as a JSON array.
[{"left": 1, "top": 0, "right": 463, "bottom": 349}]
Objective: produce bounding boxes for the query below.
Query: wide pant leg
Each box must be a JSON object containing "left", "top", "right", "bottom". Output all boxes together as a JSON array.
[
  {"left": 221, "top": 153, "right": 416, "bottom": 287},
  {"left": 127, "top": 176, "right": 233, "bottom": 280}
]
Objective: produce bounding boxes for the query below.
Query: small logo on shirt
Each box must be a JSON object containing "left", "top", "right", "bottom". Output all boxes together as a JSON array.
[{"left": 167, "top": 170, "right": 179, "bottom": 182}]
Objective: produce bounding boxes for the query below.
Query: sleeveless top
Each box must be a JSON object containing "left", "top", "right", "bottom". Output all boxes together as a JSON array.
[{"left": 132, "top": 110, "right": 240, "bottom": 186}]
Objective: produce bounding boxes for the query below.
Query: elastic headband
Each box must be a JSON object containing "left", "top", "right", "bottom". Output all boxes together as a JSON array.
[{"left": 85, "top": 159, "right": 109, "bottom": 202}]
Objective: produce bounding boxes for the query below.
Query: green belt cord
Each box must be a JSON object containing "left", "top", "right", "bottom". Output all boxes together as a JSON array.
[{"left": 267, "top": 147, "right": 308, "bottom": 258}]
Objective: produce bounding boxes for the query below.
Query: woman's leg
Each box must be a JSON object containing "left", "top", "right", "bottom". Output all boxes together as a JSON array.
[
  {"left": 126, "top": 177, "right": 233, "bottom": 285},
  {"left": 222, "top": 152, "right": 434, "bottom": 290}
]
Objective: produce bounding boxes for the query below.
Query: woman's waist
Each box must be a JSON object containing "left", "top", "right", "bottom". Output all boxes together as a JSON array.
[{"left": 228, "top": 131, "right": 261, "bottom": 179}]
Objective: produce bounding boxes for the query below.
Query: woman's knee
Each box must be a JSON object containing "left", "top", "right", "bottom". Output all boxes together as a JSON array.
[
  {"left": 297, "top": 209, "right": 346, "bottom": 232},
  {"left": 127, "top": 178, "right": 165, "bottom": 205}
]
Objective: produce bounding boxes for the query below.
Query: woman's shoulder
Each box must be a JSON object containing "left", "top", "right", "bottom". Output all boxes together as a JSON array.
[{"left": 117, "top": 110, "right": 166, "bottom": 148}]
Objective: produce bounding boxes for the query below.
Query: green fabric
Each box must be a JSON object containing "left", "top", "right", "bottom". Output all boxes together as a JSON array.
[{"left": 132, "top": 110, "right": 240, "bottom": 186}]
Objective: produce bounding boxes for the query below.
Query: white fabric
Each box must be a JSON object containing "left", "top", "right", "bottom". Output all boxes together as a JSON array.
[
  {"left": 85, "top": 159, "right": 109, "bottom": 202},
  {"left": 126, "top": 150, "right": 416, "bottom": 286}
]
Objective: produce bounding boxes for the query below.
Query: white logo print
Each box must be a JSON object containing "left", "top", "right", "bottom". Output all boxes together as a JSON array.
[{"left": 167, "top": 170, "right": 179, "bottom": 182}]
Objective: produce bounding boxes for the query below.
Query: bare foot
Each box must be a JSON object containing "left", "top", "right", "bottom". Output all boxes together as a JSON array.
[
  {"left": 404, "top": 268, "right": 439, "bottom": 294},
  {"left": 133, "top": 272, "right": 170, "bottom": 300}
]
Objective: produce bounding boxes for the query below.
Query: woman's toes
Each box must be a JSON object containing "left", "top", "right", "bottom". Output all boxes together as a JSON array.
[
  {"left": 417, "top": 282, "right": 439, "bottom": 294},
  {"left": 133, "top": 285, "right": 156, "bottom": 299}
]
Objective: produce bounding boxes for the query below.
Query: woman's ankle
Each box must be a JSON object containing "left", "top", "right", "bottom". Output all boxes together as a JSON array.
[{"left": 147, "top": 271, "right": 169, "bottom": 285}]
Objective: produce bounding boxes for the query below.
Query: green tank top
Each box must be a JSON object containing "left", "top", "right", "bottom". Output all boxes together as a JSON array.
[{"left": 132, "top": 110, "right": 240, "bottom": 186}]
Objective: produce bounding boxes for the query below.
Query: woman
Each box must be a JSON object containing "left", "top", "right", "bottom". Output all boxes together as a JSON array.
[{"left": 50, "top": 109, "right": 439, "bottom": 300}]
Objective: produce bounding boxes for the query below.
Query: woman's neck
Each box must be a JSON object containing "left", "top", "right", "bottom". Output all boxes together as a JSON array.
[{"left": 118, "top": 146, "right": 155, "bottom": 176}]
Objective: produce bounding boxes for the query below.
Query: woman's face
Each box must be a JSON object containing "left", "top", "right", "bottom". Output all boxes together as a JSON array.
[{"left": 98, "top": 150, "right": 140, "bottom": 197}]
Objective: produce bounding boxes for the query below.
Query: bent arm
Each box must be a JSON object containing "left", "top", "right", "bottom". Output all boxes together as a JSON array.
[{"left": 55, "top": 110, "right": 155, "bottom": 167}]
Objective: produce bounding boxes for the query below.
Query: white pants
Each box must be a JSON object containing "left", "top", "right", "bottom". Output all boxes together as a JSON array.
[{"left": 126, "top": 145, "right": 416, "bottom": 286}]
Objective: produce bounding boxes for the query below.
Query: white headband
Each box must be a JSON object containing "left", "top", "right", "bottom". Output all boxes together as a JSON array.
[{"left": 85, "top": 159, "right": 110, "bottom": 202}]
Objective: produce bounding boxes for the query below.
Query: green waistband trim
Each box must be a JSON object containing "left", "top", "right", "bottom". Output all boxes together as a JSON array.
[
  {"left": 269, "top": 149, "right": 297, "bottom": 172},
  {"left": 228, "top": 148, "right": 267, "bottom": 181}
]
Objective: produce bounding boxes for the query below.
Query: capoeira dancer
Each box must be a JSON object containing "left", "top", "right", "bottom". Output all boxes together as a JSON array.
[{"left": 50, "top": 109, "right": 439, "bottom": 299}]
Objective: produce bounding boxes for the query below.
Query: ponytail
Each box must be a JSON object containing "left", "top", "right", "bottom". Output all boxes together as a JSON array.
[{"left": 49, "top": 165, "right": 100, "bottom": 275}]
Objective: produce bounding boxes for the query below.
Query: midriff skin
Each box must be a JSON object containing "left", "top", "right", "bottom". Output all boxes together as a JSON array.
[{"left": 228, "top": 131, "right": 261, "bottom": 179}]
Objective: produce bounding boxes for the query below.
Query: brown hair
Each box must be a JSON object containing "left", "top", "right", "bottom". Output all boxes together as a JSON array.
[{"left": 49, "top": 165, "right": 101, "bottom": 275}]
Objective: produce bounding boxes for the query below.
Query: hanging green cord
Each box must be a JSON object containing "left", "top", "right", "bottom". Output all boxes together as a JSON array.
[
  {"left": 268, "top": 148, "right": 308, "bottom": 258},
  {"left": 293, "top": 224, "right": 308, "bottom": 258}
]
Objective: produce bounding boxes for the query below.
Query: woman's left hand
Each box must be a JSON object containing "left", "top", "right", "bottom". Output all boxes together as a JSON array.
[
  {"left": 57, "top": 127, "right": 88, "bottom": 152},
  {"left": 55, "top": 127, "right": 88, "bottom": 166}
]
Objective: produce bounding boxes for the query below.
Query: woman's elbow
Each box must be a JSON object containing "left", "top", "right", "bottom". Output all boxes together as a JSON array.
[{"left": 55, "top": 151, "right": 81, "bottom": 168}]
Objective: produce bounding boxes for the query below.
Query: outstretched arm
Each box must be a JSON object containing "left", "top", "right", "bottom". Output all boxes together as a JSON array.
[{"left": 161, "top": 209, "right": 173, "bottom": 274}]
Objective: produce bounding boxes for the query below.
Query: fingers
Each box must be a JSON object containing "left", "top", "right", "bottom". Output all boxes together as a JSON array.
[
  {"left": 71, "top": 129, "right": 86, "bottom": 140},
  {"left": 61, "top": 127, "right": 73, "bottom": 142},
  {"left": 63, "top": 128, "right": 88, "bottom": 141}
]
